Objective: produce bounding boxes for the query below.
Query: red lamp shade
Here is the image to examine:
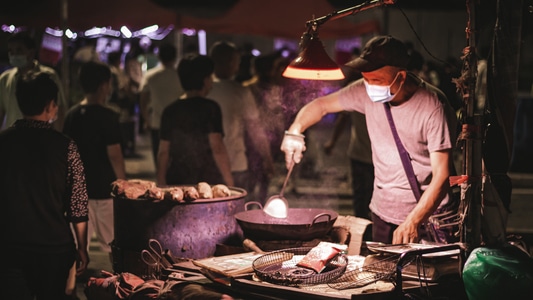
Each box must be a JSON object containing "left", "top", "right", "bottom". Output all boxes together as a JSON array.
[{"left": 282, "top": 33, "right": 344, "bottom": 81}]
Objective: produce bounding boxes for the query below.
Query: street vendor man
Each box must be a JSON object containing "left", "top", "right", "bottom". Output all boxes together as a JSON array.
[{"left": 281, "top": 35, "right": 458, "bottom": 245}]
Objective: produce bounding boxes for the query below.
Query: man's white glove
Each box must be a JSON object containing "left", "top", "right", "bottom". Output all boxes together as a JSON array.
[{"left": 280, "top": 131, "right": 306, "bottom": 169}]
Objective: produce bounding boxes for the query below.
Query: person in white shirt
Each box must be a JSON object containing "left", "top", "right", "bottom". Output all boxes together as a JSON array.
[
  {"left": 207, "top": 41, "right": 274, "bottom": 194},
  {"left": 0, "top": 32, "right": 67, "bottom": 131}
]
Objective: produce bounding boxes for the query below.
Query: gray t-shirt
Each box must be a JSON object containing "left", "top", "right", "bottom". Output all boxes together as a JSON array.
[{"left": 338, "top": 76, "right": 456, "bottom": 225}]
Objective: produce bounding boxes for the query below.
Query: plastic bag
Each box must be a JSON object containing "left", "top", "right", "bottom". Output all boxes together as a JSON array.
[{"left": 462, "top": 245, "right": 533, "bottom": 300}]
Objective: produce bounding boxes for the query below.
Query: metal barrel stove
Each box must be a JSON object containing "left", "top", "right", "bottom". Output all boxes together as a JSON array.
[{"left": 112, "top": 187, "right": 246, "bottom": 274}]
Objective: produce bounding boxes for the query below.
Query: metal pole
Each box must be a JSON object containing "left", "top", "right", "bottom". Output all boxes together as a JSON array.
[
  {"left": 60, "top": 0, "right": 69, "bottom": 105},
  {"left": 461, "top": 0, "right": 483, "bottom": 252},
  {"left": 305, "top": 0, "right": 396, "bottom": 27}
]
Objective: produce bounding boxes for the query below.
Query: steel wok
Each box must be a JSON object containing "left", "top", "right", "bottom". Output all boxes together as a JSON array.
[{"left": 234, "top": 201, "right": 338, "bottom": 241}]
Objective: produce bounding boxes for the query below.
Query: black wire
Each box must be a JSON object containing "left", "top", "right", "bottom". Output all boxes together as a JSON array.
[
  {"left": 412, "top": 255, "right": 433, "bottom": 299},
  {"left": 396, "top": 5, "right": 456, "bottom": 70}
]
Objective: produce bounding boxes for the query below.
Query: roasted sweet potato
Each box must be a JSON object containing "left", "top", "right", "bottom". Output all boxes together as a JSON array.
[
  {"left": 212, "top": 184, "right": 231, "bottom": 198},
  {"left": 197, "top": 182, "right": 213, "bottom": 199}
]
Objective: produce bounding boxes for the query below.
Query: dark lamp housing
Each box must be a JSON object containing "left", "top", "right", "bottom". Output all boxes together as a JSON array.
[
  {"left": 282, "top": 0, "right": 396, "bottom": 81},
  {"left": 282, "top": 32, "right": 344, "bottom": 80}
]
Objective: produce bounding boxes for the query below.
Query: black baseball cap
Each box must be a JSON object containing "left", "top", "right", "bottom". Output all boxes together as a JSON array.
[{"left": 345, "top": 35, "right": 410, "bottom": 72}]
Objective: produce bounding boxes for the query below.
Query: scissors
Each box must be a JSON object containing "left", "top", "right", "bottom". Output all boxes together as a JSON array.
[{"left": 141, "top": 239, "right": 163, "bottom": 278}]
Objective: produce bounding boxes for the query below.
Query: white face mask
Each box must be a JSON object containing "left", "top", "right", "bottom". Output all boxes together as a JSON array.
[
  {"left": 9, "top": 54, "right": 29, "bottom": 68},
  {"left": 364, "top": 73, "right": 401, "bottom": 103}
]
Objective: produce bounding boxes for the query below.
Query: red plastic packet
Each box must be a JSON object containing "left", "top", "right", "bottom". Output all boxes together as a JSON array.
[{"left": 297, "top": 242, "right": 347, "bottom": 273}]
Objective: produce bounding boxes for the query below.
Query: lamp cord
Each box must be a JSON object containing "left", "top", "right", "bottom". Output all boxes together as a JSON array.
[{"left": 396, "top": 6, "right": 454, "bottom": 70}]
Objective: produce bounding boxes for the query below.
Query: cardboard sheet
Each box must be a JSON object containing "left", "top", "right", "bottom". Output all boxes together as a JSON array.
[{"left": 333, "top": 216, "right": 372, "bottom": 255}]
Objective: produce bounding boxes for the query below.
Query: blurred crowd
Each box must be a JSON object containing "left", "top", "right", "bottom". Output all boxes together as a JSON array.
[{"left": 0, "top": 31, "right": 471, "bottom": 202}]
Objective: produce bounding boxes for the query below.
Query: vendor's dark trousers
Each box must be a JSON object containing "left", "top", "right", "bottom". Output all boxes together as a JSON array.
[
  {"left": 0, "top": 249, "right": 75, "bottom": 300},
  {"left": 371, "top": 213, "right": 453, "bottom": 244},
  {"left": 371, "top": 213, "right": 398, "bottom": 244}
]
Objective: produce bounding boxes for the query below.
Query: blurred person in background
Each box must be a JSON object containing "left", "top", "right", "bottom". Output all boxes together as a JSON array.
[
  {"left": 63, "top": 61, "right": 126, "bottom": 264},
  {"left": 121, "top": 41, "right": 145, "bottom": 156},
  {"left": 157, "top": 54, "right": 233, "bottom": 187},
  {"left": 107, "top": 51, "right": 130, "bottom": 110},
  {"left": 0, "top": 71, "right": 89, "bottom": 299},
  {"left": 73, "top": 38, "right": 101, "bottom": 63},
  {"left": 324, "top": 110, "right": 373, "bottom": 221},
  {"left": 235, "top": 42, "right": 255, "bottom": 83},
  {"left": 107, "top": 49, "right": 140, "bottom": 156},
  {"left": 243, "top": 53, "right": 286, "bottom": 202},
  {"left": 0, "top": 31, "right": 67, "bottom": 131},
  {"left": 437, "top": 56, "right": 462, "bottom": 112},
  {"left": 323, "top": 47, "right": 374, "bottom": 222},
  {"left": 140, "top": 43, "right": 184, "bottom": 165},
  {"left": 208, "top": 41, "right": 274, "bottom": 194}
]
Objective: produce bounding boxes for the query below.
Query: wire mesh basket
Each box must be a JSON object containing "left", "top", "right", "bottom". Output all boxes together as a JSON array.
[
  {"left": 328, "top": 254, "right": 409, "bottom": 290},
  {"left": 252, "top": 247, "right": 348, "bottom": 286}
]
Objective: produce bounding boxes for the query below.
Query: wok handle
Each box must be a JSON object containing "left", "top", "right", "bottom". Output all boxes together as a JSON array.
[
  {"left": 243, "top": 239, "right": 265, "bottom": 254},
  {"left": 244, "top": 201, "right": 263, "bottom": 211},
  {"left": 311, "top": 213, "right": 332, "bottom": 225}
]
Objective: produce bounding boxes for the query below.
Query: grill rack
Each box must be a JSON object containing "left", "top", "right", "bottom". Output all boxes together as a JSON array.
[
  {"left": 328, "top": 244, "right": 464, "bottom": 292},
  {"left": 327, "top": 254, "right": 407, "bottom": 290},
  {"left": 252, "top": 247, "right": 348, "bottom": 286}
]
